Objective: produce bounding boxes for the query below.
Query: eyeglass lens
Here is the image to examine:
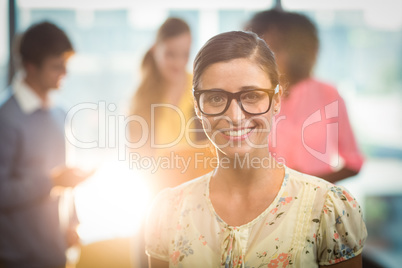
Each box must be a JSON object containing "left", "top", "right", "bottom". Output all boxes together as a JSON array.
[{"left": 199, "top": 90, "right": 271, "bottom": 115}]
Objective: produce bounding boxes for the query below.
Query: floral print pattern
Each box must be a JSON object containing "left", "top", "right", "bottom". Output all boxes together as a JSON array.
[
  {"left": 145, "top": 167, "right": 367, "bottom": 267},
  {"left": 170, "top": 235, "right": 194, "bottom": 265}
]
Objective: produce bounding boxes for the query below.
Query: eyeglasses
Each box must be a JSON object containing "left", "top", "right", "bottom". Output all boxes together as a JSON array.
[{"left": 193, "top": 85, "right": 279, "bottom": 116}]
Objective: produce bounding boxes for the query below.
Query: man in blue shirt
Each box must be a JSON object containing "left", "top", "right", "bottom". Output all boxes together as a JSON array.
[{"left": 0, "top": 22, "right": 90, "bottom": 267}]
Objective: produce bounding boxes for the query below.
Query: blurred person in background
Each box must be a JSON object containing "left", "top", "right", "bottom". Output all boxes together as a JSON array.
[
  {"left": 129, "top": 17, "right": 213, "bottom": 195},
  {"left": 246, "top": 10, "right": 364, "bottom": 183},
  {"left": 145, "top": 30, "right": 367, "bottom": 268},
  {"left": 129, "top": 17, "right": 214, "bottom": 268},
  {"left": 0, "top": 21, "right": 91, "bottom": 267}
]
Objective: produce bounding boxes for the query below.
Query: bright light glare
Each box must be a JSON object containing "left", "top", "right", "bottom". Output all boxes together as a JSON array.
[{"left": 74, "top": 158, "right": 150, "bottom": 244}]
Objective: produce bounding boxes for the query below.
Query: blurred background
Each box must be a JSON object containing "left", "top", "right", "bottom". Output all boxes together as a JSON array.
[{"left": 1, "top": 0, "right": 401, "bottom": 267}]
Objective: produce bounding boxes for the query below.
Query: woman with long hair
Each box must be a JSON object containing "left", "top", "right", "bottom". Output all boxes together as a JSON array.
[
  {"left": 129, "top": 17, "right": 213, "bottom": 194},
  {"left": 130, "top": 18, "right": 193, "bottom": 155}
]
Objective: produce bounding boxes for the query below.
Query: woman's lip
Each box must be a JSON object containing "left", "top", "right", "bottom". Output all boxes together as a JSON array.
[
  {"left": 220, "top": 127, "right": 256, "bottom": 132},
  {"left": 220, "top": 127, "right": 255, "bottom": 140}
]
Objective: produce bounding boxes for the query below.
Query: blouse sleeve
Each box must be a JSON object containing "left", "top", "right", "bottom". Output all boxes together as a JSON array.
[
  {"left": 317, "top": 185, "right": 367, "bottom": 265},
  {"left": 144, "top": 188, "right": 173, "bottom": 262}
]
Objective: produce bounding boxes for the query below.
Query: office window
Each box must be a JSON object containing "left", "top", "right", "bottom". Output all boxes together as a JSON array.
[{"left": 0, "top": 0, "right": 7, "bottom": 89}]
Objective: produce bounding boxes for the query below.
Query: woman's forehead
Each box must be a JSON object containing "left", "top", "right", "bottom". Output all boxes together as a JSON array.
[{"left": 199, "top": 58, "right": 272, "bottom": 90}]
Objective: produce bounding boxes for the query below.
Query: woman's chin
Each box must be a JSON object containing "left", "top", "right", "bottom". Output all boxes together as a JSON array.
[{"left": 217, "top": 146, "right": 253, "bottom": 160}]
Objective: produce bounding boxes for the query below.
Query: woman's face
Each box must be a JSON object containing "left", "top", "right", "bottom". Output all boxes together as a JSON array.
[
  {"left": 196, "top": 58, "right": 282, "bottom": 159},
  {"left": 153, "top": 32, "right": 191, "bottom": 83}
]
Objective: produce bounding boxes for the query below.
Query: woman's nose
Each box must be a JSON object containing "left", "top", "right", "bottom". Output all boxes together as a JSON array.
[{"left": 225, "top": 99, "right": 245, "bottom": 124}]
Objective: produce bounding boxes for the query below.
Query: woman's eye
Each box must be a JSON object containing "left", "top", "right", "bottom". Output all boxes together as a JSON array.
[
  {"left": 204, "top": 93, "right": 226, "bottom": 105},
  {"left": 243, "top": 92, "right": 260, "bottom": 101},
  {"left": 210, "top": 95, "right": 224, "bottom": 103}
]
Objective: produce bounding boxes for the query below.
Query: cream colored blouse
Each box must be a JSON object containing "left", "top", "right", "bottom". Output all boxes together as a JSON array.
[{"left": 145, "top": 166, "right": 367, "bottom": 267}]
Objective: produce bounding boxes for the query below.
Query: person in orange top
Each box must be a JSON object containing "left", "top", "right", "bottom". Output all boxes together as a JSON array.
[
  {"left": 129, "top": 17, "right": 213, "bottom": 194},
  {"left": 246, "top": 10, "right": 364, "bottom": 183},
  {"left": 130, "top": 18, "right": 194, "bottom": 157},
  {"left": 129, "top": 17, "right": 214, "bottom": 268}
]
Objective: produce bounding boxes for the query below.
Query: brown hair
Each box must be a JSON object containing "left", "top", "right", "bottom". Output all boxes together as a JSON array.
[
  {"left": 246, "top": 10, "right": 319, "bottom": 87},
  {"left": 133, "top": 17, "right": 191, "bottom": 108},
  {"left": 19, "top": 21, "right": 74, "bottom": 67},
  {"left": 129, "top": 17, "right": 191, "bottom": 151},
  {"left": 193, "top": 31, "right": 279, "bottom": 90}
]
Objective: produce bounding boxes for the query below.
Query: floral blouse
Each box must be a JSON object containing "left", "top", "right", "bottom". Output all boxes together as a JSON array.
[{"left": 145, "top": 166, "right": 367, "bottom": 267}]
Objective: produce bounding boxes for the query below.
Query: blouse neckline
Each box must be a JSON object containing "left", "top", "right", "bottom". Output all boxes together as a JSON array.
[{"left": 204, "top": 165, "right": 289, "bottom": 230}]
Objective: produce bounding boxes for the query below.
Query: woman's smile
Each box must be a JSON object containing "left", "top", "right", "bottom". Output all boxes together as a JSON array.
[
  {"left": 220, "top": 127, "right": 256, "bottom": 140},
  {"left": 198, "top": 57, "right": 280, "bottom": 157}
]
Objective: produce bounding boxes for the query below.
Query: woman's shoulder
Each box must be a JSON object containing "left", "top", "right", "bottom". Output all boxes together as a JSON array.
[
  {"left": 155, "top": 171, "right": 212, "bottom": 203},
  {"left": 286, "top": 166, "right": 335, "bottom": 192},
  {"left": 292, "top": 78, "right": 340, "bottom": 98},
  {"left": 285, "top": 167, "right": 361, "bottom": 210},
  {"left": 305, "top": 78, "right": 337, "bottom": 92}
]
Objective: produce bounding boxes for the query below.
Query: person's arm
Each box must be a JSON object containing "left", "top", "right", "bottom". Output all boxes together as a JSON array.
[
  {"left": 319, "top": 167, "right": 358, "bottom": 183},
  {"left": 318, "top": 96, "right": 363, "bottom": 184},
  {"left": 0, "top": 122, "right": 53, "bottom": 210},
  {"left": 334, "top": 97, "right": 364, "bottom": 182},
  {"left": 320, "top": 254, "right": 362, "bottom": 268},
  {"left": 0, "top": 119, "right": 91, "bottom": 210},
  {"left": 51, "top": 166, "right": 94, "bottom": 187},
  {"left": 148, "top": 257, "right": 169, "bottom": 268}
]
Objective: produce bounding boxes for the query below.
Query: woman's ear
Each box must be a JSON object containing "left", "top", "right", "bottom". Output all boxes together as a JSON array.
[{"left": 273, "top": 85, "right": 283, "bottom": 115}]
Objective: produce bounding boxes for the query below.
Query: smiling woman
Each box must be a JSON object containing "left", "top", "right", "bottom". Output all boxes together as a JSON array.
[
  {"left": 194, "top": 57, "right": 280, "bottom": 158},
  {"left": 144, "top": 31, "right": 367, "bottom": 268}
]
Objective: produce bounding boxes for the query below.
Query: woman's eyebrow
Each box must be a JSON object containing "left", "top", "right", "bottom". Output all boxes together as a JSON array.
[
  {"left": 239, "top": 85, "right": 265, "bottom": 91},
  {"left": 200, "top": 85, "right": 267, "bottom": 91}
]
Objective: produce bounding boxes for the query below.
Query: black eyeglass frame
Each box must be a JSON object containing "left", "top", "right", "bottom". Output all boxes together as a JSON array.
[{"left": 193, "top": 84, "right": 279, "bottom": 116}]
